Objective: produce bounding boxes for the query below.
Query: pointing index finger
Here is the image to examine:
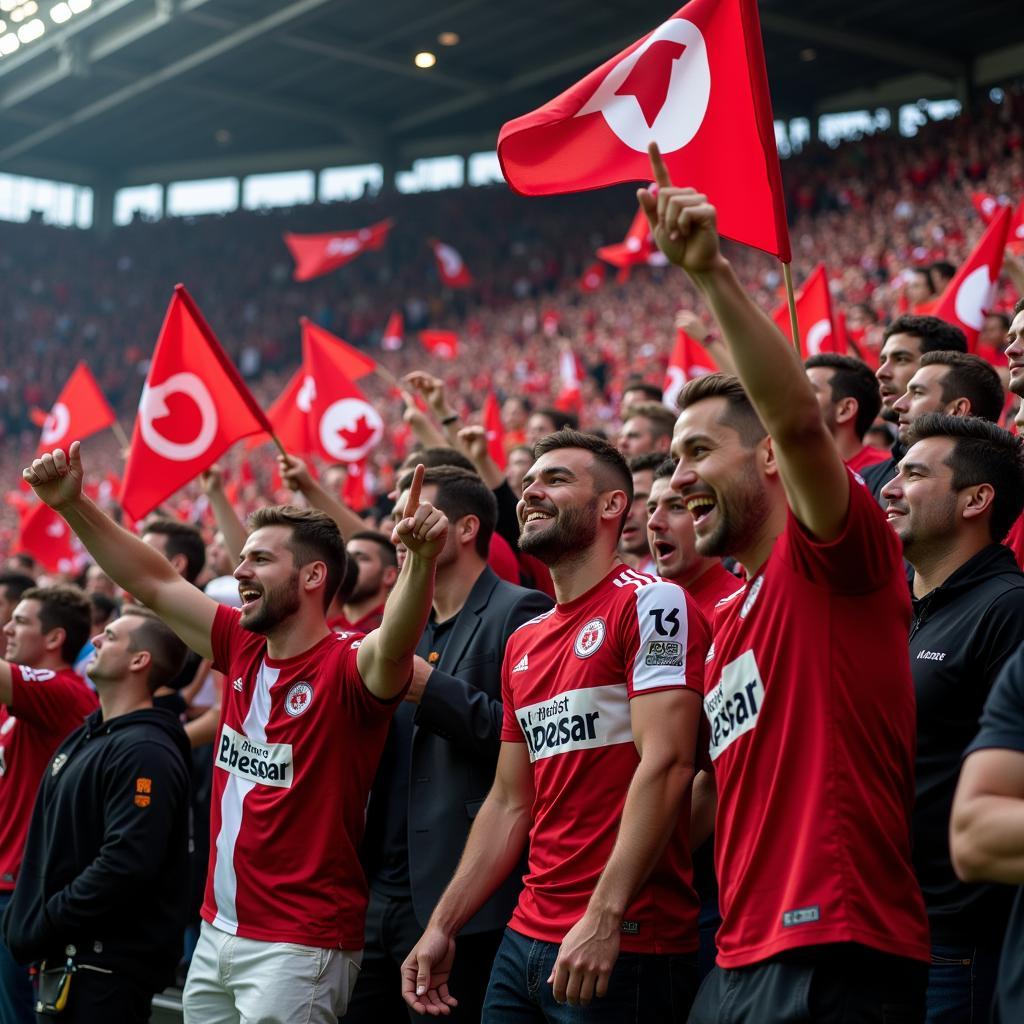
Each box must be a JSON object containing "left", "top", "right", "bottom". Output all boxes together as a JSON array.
[
  {"left": 405, "top": 463, "right": 425, "bottom": 519},
  {"left": 648, "top": 141, "right": 672, "bottom": 190}
]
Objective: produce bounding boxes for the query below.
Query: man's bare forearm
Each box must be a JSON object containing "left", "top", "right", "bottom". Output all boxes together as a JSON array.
[
  {"left": 207, "top": 488, "right": 248, "bottom": 564},
  {"left": 952, "top": 795, "right": 1024, "bottom": 884}
]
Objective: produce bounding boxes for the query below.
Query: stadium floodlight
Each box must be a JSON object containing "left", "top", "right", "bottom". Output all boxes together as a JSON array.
[
  {"left": 67, "top": 0, "right": 88, "bottom": 11},
  {"left": 16, "top": 15, "right": 42, "bottom": 40},
  {"left": 0, "top": 30, "right": 18, "bottom": 52},
  {"left": 50, "top": 2, "right": 71, "bottom": 23},
  {"left": 414, "top": 51, "right": 436, "bottom": 68},
  {"left": 0, "top": 0, "right": 16, "bottom": 12}
]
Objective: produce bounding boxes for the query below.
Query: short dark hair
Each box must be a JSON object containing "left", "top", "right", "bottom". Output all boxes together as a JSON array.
[
  {"left": 986, "top": 312, "right": 1011, "bottom": 332},
  {"left": 396, "top": 465, "right": 497, "bottom": 559},
  {"left": 533, "top": 429, "right": 633, "bottom": 535},
  {"left": 654, "top": 458, "right": 677, "bottom": 481},
  {"left": 622, "top": 380, "right": 665, "bottom": 403},
  {"left": 911, "top": 267, "right": 936, "bottom": 295},
  {"left": 930, "top": 261, "right": 955, "bottom": 282},
  {"left": 677, "top": 373, "right": 767, "bottom": 448},
  {"left": 142, "top": 518, "right": 206, "bottom": 585},
  {"left": 628, "top": 451, "right": 668, "bottom": 474},
  {"left": 904, "top": 413, "right": 1024, "bottom": 542},
  {"left": 120, "top": 607, "right": 189, "bottom": 692},
  {"left": 0, "top": 572, "right": 36, "bottom": 606},
  {"left": 883, "top": 314, "right": 968, "bottom": 354},
  {"left": 805, "top": 353, "right": 882, "bottom": 439},
  {"left": 1014, "top": 296, "right": 1024, "bottom": 317},
  {"left": 89, "top": 592, "right": 120, "bottom": 629},
  {"left": 349, "top": 530, "right": 398, "bottom": 568},
  {"left": 247, "top": 505, "right": 346, "bottom": 610},
  {"left": 400, "top": 446, "right": 474, "bottom": 473},
  {"left": 534, "top": 407, "right": 579, "bottom": 432},
  {"left": 22, "top": 585, "right": 91, "bottom": 664},
  {"left": 336, "top": 554, "right": 360, "bottom": 604},
  {"left": 918, "top": 351, "right": 1005, "bottom": 423},
  {"left": 507, "top": 444, "right": 534, "bottom": 461},
  {"left": 621, "top": 401, "right": 677, "bottom": 441}
]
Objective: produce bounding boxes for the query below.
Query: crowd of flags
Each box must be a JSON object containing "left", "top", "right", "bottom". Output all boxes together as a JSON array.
[{"left": 8, "top": 0, "right": 1022, "bottom": 570}]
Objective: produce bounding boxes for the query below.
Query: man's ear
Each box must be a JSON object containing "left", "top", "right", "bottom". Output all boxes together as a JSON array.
[
  {"left": 130, "top": 648, "right": 153, "bottom": 676},
  {"left": 604, "top": 490, "right": 628, "bottom": 522},
  {"left": 42, "top": 626, "right": 66, "bottom": 656},
  {"left": 760, "top": 435, "right": 778, "bottom": 479},
  {"left": 302, "top": 561, "right": 328, "bottom": 592},
  {"left": 834, "top": 396, "right": 859, "bottom": 427}
]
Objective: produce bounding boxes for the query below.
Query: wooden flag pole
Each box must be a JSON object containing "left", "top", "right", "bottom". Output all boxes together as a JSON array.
[
  {"left": 373, "top": 363, "right": 401, "bottom": 389},
  {"left": 782, "top": 262, "right": 800, "bottom": 351},
  {"left": 110, "top": 419, "right": 131, "bottom": 453}
]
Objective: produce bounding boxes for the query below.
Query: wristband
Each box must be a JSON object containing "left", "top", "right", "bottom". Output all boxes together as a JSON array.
[{"left": 440, "top": 414, "right": 459, "bottom": 426}]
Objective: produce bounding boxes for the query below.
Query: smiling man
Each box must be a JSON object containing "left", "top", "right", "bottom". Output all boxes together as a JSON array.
[{"left": 22, "top": 442, "right": 448, "bottom": 1024}]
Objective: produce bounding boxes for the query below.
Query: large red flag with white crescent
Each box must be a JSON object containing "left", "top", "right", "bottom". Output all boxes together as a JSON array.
[
  {"left": 430, "top": 241, "right": 474, "bottom": 288},
  {"left": 931, "top": 206, "right": 1012, "bottom": 350},
  {"left": 770, "top": 264, "right": 846, "bottom": 359},
  {"left": 121, "top": 286, "right": 273, "bottom": 520},
  {"left": 35, "top": 361, "right": 117, "bottom": 458},
  {"left": 284, "top": 219, "right": 393, "bottom": 282},
  {"left": 497, "top": 0, "right": 789, "bottom": 260}
]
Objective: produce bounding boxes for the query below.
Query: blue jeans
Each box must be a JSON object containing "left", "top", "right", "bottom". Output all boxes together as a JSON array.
[
  {"left": 0, "top": 891, "right": 34, "bottom": 1024},
  {"left": 482, "top": 927, "right": 697, "bottom": 1023},
  {"left": 926, "top": 943, "right": 1000, "bottom": 1023}
]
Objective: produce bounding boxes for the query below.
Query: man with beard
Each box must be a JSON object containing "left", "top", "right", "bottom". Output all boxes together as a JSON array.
[
  {"left": 620, "top": 453, "right": 662, "bottom": 572},
  {"left": 23, "top": 441, "right": 448, "bottom": 1024},
  {"left": 864, "top": 316, "right": 968, "bottom": 501},
  {"left": 328, "top": 532, "right": 398, "bottom": 634},
  {"left": 1001, "top": 297, "right": 1024, "bottom": 565},
  {"left": 347, "top": 466, "right": 550, "bottom": 1023},
  {"left": 880, "top": 413, "right": 1024, "bottom": 1022},
  {"left": 402, "top": 430, "right": 710, "bottom": 1021},
  {"left": 640, "top": 145, "right": 929, "bottom": 1022}
]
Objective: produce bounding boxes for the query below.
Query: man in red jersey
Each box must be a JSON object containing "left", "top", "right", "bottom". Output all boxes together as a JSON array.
[
  {"left": 1002, "top": 297, "right": 1024, "bottom": 565},
  {"left": 638, "top": 146, "right": 929, "bottom": 1022},
  {"left": 402, "top": 429, "right": 710, "bottom": 1021},
  {"left": 23, "top": 441, "right": 448, "bottom": 1024},
  {"left": 0, "top": 585, "right": 95, "bottom": 1024}
]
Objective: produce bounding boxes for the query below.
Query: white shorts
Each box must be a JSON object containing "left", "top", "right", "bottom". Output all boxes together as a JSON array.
[{"left": 183, "top": 920, "right": 362, "bottom": 1024}]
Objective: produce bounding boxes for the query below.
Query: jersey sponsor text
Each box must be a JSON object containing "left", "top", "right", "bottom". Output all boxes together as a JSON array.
[
  {"left": 704, "top": 649, "right": 765, "bottom": 760},
  {"left": 216, "top": 724, "right": 293, "bottom": 788},
  {"left": 516, "top": 683, "right": 632, "bottom": 762}
]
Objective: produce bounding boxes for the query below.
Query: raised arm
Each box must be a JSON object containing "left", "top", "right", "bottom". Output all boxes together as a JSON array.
[
  {"left": 641, "top": 145, "right": 849, "bottom": 541},
  {"left": 200, "top": 464, "right": 248, "bottom": 564},
  {"left": 404, "top": 372, "right": 463, "bottom": 450},
  {"left": 456, "top": 425, "right": 504, "bottom": 490},
  {"left": 24, "top": 443, "right": 217, "bottom": 660},
  {"left": 401, "top": 740, "right": 534, "bottom": 1015},
  {"left": 278, "top": 452, "right": 366, "bottom": 541},
  {"left": 356, "top": 464, "right": 448, "bottom": 701}
]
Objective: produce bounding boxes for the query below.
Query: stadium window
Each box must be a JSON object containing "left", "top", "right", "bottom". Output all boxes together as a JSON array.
[
  {"left": 818, "top": 109, "right": 891, "bottom": 147},
  {"left": 114, "top": 184, "right": 162, "bottom": 226},
  {"left": 396, "top": 155, "right": 464, "bottom": 194},
  {"left": 166, "top": 177, "right": 239, "bottom": 217},
  {"left": 468, "top": 151, "right": 503, "bottom": 186},
  {"left": 773, "top": 121, "right": 791, "bottom": 159},
  {"left": 242, "top": 170, "right": 315, "bottom": 210},
  {"left": 899, "top": 98, "right": 961, "bottom": 137},
  {"left": 0, "top": 171, "right": 91, "bottom": 227},
  {"left": 75, "top": 187, "right": 92, "bottom": 229},
  {"left": 319, "top": 164, "right": 383, "bottom": 202},
  {"left": 788, "top": 118, "right": 811, "bottom": 153}
]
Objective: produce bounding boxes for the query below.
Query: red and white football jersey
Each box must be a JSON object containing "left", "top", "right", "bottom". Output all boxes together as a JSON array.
[
  {"left": 203, "top": 606, "right": 402, "bottom": 948},
  {"left": 501, "top": 565, "right": 709, "bottom": 953},
  {"left": 0, "top": 666, "right": 97, "bottom": 890},
  {"left": 705, "top": 474, "right": 930, "bottom": 967}
]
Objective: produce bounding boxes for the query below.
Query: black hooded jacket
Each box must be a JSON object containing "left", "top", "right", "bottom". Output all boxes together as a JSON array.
[
  {"left": 909, "top": 543, "right": 1024, "bottom": 943},
  {"left": 2, "top": 706, "right": 190, "bottom": 990}
]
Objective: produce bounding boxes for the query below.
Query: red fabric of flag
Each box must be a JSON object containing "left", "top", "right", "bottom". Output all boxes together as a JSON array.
[
  {"left": 931, "top": 206, "right": 1012, "bottom": 350},
  {"left": 302, "top": 319, "right": 377, "bottom": 380},
  {"left": 261, "top": 368, "right": 315, "bottom": 455},
  {"left": 770, "top": 264, "right": 845, "bottom": 358},
  {"left": 1010, "top": 203, "right": 1024, "bottom": 255},
  {"left": 971, "top": 192, "right": 1006, "bottom": 225},
  {"left": 578, "top": 261, "right": 607, "bottom": 293},
  {"left": 554, "top": 347, "right": 584, "bottom": 412},
  {"left": 497, "top": 0, "right": 790, "bottom": 261},
  {"left": 430, "top": 241, "right": 474, "bottom": 288},
  {"left": 121, "top": 286, "right": 273, "bottom": 521},
  {"left": 419, "top": 330, "right": 459, "bottom": 361},
  {"left": 663, "top": 328, "right": 717, "bottom": 408},
  {"left": 15, "top": 501, "right": 77, "bottom": 573},
  {"left": 303, "top": 321, "right": 384, "bottom": 464},
  {"left": 483, "top": 392, "right": 507, "bottom": 469},
  {"left": 284, "top": 219, "right": 393, "bottom": 282},
  {"left": 597, "top": 203, "right": 667, "bottom": 268},
  {"left": 382, "top": 311, "right": 404, "bottom": 351},
  {"left": 36, "top": 361, "right": 117, "bottom": 457}
]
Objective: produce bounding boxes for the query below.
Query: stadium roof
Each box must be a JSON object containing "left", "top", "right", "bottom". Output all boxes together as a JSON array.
[{"left": 0, "top": 0, "right": 1022, "bottom": 191}]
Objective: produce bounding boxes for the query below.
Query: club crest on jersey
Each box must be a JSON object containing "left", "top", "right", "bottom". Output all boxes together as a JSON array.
[
  {"left": 739, "top": 576, "right": 764, "bottom": 619},
  {"left": 284, "top": 681, "right": 314, "bottom": 717},
  {"left": 574, "top": 617, "right": 606, "bottom": 658}
]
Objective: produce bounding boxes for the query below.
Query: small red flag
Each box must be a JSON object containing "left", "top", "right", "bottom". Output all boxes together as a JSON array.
[
  {"left": 15, "top": 501, "right": 77, "bottom": 573},
  {"left": 36, "top": 361, "right": 117, "bottom": 457},
  {"left": 301, "top": 319, "right": 377, "bottom": 380},
  {"left": 554, "top": 347, "right": 584, "bottom": 412},
  {"left": 597, "top": 202, "right": 667, "bottom": 269},
  {"left": 121, "top": 286, "right": 274, "bottom": 521},
  {"left": 1010, "top": 203, "right": 1024, "bottom": 255},
  {"left": 770, "top": 264, "right": 846, "bottom": 358},
  {"left": 430, "top": 240, "right": 474, "bottom": 288},
  {"left": 342, "top": 462, "right": 371, "bottom": 512},
  {"left": 303, "top": 321, "right": 384, "bottom": 464},
  {"left": 931, "top": 206, "right": 1013, "bottom": 350},
  {"left": 284, "top": 219, "right": 393, "bottom": 282},
  {"left": 497, "top": 0, "right": 790, "bottom": 261},
  {"left": 578, "top": 261, "right": 607, "bottom": 293},
  {"left": 382, "top": 311, "right": 404, "bottom": 351},
  {"left": 420, "top": 330, "right": 459, "bottom": 361},
  {"left": 663, "top": 328, "right": 717, "bottom": 408},
  {"left": 261, "top": 368, "right": 315, "bottom": 456},
  {"left": 971, "top": 192, "right": 1006, "bottom": 225},
  {"left": 483, "top": 392, "right": 507, "bottom": 469}
]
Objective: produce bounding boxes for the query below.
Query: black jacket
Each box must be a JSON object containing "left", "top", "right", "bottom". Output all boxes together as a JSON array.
[
  {"left": 909, "top": 543, "right": 1024, "bottom": 943},
  {"left": 861, "top": 442, "right": 906, "bottom": 505},
  {"left": 363, "top": 567, "right": 552, "bottom": 933},
  {"left": 2, "top": 706, "right": 190, "bottom": 990}
]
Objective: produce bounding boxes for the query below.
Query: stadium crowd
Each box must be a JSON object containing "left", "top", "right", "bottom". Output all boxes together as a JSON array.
[{"left": 0, "top": 92, "right": 1024, "bottom": 1024}]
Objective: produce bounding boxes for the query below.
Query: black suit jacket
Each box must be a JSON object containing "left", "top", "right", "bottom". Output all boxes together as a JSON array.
[{"left": 404, "top": 566, "right": 552, "bottom": 933}]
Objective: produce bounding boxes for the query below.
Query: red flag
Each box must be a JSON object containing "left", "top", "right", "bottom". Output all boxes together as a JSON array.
[
  {"left": 483, "top": 392, "right": 507, "bottom": 469},
  {"left": 261, "top": 368, "right": 315, "bottom": 455},
  {"left": 578, "top": 261, "right": 607, "bottom": 292},
  {"left": 342, "top": 462, "right": 370, "bottom": 513},
  {"left": 931, "top": 206, "right": 1012, "bottom": 350},
  {"left": 597, "top": 203, "right": 667, "bottom": 268},
  {"left": 420, "top": 330, "right": 459, "bottom": 361},
  {"left": 554, "top": 347, "right": 584, "bottom": 412},
  {"left": 301, "top": 319, "right": 377, "bottom": 380},
  {"left": 1010, "top": 203, "right": 1024, "bottom": 255},
  {"left": 303, "top": 321, "right": 384, "bottom": 464},
  {"left": 430, "top": 240, "right": 474, "bottom": 288},
  {"left": 497, "top": 0, "right": 790, "bottom": 261},
  {"left": 36, "top": 361, "right": 117, "bottom": 457},
  {"left": 971, "top": 192, "right": 1007, "bottom": 225},
  {"left": 770, "top": 264, "right": 846, "bottom": 358},
  {"left": 121, "top": 286, "right": 274, "bottom": 521},
  {"left": 663, "top": 328, "right": 717, "bottom": 408},
  {"left": 283, "top": 219, "right": 393, "bottom": 282},
  {"left": 382, "top": 311, "right": 404, "bottom": 351},
  {"left": 15, "top": 500, "right": 77, "bottom": 573}
]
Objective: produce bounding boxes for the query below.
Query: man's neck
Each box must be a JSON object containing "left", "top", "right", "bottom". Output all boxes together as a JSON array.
[
  {"left": 550, "top": 547, "right": 619, "bottom": 605},
  {"left": 735, "top": 502, "right": 789, "bottom": 579},
  {"left": 265, "top": 610, "right": 332, "bottom": 660},
  {"left": 834, "top": 429, "right": 863, "bottom": 463},
  {"left": 342, "top": 593, "right": 386, "bottom": 624},
  {"left": 433, "top": 557, "right": 487, "bottom": 622},
  {"left": 912, "top": 536, "right": 991, "bottom": 599},
  {"left": 98, "top": 684, "right": 152, "bottom": 723},
  {"left": 673, "top": 557, "right": 722, "bottom": 591}
]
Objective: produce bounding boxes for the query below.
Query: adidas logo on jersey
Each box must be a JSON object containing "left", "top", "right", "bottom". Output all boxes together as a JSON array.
[
  {"left": 512, "top": 654, "right": 530, "bottom": 673},
  {"left": 232, "top": 677, "right": 244, "bottom": 692}
]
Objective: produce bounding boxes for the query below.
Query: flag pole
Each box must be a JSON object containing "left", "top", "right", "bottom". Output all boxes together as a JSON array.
[
  {"left": 110, "top": 419, "right": 131, "bottom": 453},
  {"left": 373, "top": 364, "right": 400, "bottom": 389},
  {"left": 782, "top": 262, "right": 800, "bottom": 351}
]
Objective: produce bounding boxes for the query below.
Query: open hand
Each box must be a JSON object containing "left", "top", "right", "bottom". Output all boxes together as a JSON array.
[
  {"left": 401, "top": 926, "right": 458, "bottom": 1016},
  {"left": 23, "top": 442, "right": 84, "bottom": 511}
]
